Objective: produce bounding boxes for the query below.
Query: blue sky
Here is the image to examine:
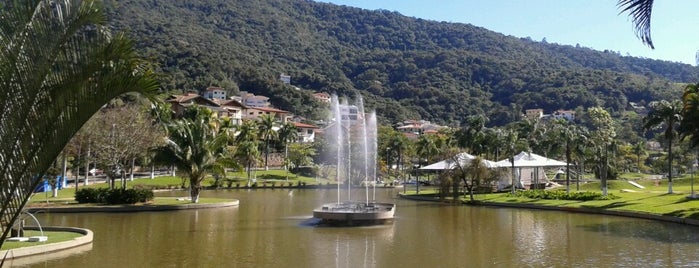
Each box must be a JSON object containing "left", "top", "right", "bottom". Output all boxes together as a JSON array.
[{"left": 320, "top": 0, "right": 699, "bottom": 65}]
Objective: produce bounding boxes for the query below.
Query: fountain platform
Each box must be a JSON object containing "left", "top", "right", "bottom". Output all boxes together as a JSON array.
[{"left": 313, "top": 201, "right": 395, "bottom": 226}]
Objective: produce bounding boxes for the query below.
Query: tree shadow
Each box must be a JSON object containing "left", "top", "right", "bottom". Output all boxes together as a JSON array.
[
  {"left": 577, "top": 220, "right": 699, "bottom": 244},
  {"left": 580, "top": 201, "right": 636, "bottom": 210}
]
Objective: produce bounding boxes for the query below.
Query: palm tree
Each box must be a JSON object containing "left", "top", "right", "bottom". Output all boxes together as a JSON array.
[
  {"left": 632, "top": 141, "right": 647, "bottom": 173},
  {"left": 236, "top": 140, "right": 261, "bottom": 187},
  {"left": 617, "top": 0, "right": 656, "bottom": 48},
  {"left": 277, "top": 122, "right": 298, "bottom": 180},
  {"left": 680, "top": 83, "right": 699, "bottom": 148},
  {"left": 643, "top": 100, "right": 683, "bottom": 194},
  {"left": 159, "top": 106, "right": 236, "bottom": 203},
  {"left": 415, "top": 134, "right": 439, "bottom": 193},
  {"left": 258, "top": 114, "right": 278, "bottom": 171},
  {"left": 235, "top": 120, "right": 260, "bottom": 186},
  {"left": 0, "top": 0, "right": 158, "bottom": 246}
]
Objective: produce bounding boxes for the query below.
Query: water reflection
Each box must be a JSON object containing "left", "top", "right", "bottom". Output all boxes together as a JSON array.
[{"left": 26, "top": 189, "right": 699, "bottom": 268}]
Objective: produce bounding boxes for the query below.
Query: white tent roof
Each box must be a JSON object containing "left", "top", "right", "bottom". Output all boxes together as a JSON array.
[
  {"left": 495, "top": 151, "right": 567, "bottom": 168},
  {"left": 420, "top": 153, "right": 499, "bottom": 170}
]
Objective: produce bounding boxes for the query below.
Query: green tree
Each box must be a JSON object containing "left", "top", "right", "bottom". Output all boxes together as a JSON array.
[
  {"left": 288, "top": 143, "right": 316, "bottom": 171},
  {"left": 643, "top": 100, "right": 682, "bottom": 194},
  {"left": 236, "top": 140, "right": 260, "bottom": 186},
  {"left": 632, "top": 141, "right": 647, "bottom": 173},
  {"left": 448, "top": 156, "right": 494, "bottom": 202},
  {"left": 588, "top": 107, "right": 617, "bottom": 196},
  {"left": 159, "top": 106, "right": 236, "bottom": 202},
  {"left": 278, "top": 122, "right": 299, "bottom": 180},
  {"left": 258, "top": 114, "right": 279, "bottom": 171},
  {"left": 0, "top": 0, "right": 158, "bottom": 246}
]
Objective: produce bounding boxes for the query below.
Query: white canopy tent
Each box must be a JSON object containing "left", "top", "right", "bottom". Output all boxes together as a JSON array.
[
  {"left": 495, "top": 151, "right": 567, "bottom": 190},
  {"left": 420, "top": 153, "right": 499, "bottom": 171}
]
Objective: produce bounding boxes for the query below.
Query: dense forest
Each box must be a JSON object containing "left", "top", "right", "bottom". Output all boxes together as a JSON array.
[{"left": 103, "top": 0, "right": 697, "bottom": 126}]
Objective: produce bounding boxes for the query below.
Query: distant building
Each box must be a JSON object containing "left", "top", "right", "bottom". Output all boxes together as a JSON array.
[
  {"left": 524, "top": 109, "right": 544, "bottom": 120},
  {"left": 280, "top": 73, "right": 291, "bottom": 85},
  {"left": 240, "top": 91, "right": 270, "bottom": 108},
  {"left": 245, "top": 106, "right": 290, "bottom": 123},
  {"left": 395, "top": 120, "right": 446, "bottom": 136},
  {"left": 339, "top": 104, "right": 360, "bottom": 121},
  {"left": 552, "top": 110, "right": 576, "bottom": 122},
  {"left": 293, "top": 122, "right": 319, "bottom": 143},
  {"left": 312, "top": 92, "right": 331, "bottom": 103},
  {"left": 203, "top": 86, "right": 227, "bottom": 100}
]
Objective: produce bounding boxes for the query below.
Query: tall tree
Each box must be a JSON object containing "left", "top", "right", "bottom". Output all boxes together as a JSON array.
[
  {"left": 643, "top": 100, "right": 683, "bottom": 194},
  {"left": 89, "top": 104, "right": 164, "bottom": 189},
  {"left": 257, "top": 114, "right": 278, "bottom": 171},
  {"left": 632, "top": 141, "right": 647, "bottom": 173},
  {"left": 0, "top": 0, "right": 158, "bottom": 246},
  {"left": 159, "top": 106, "right": 236, "bottom": 203},
  {"left": 588, "top": 107, "right": 617, "bottom": 196},
  {"left": 277, "top": 122, "right": 298, "bottom": 180},
  {"left": 235, "top": 120, "right": 260, "bottom": 186}
]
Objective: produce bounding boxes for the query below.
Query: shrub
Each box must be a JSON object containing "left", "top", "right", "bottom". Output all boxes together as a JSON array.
[
  {"left": 292, "top": 166, "right": 319, "bottom": 177},
  {"left": 506, "top": 190, "right": 619, "bottom": 201},
  {"left": 75, "top": 188, "right": 154, "bottom": 204}
]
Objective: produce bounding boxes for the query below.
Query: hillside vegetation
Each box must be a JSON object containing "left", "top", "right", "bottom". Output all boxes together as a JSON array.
[{"left": 104, "top": 0, "right": 696, "bottom": 125}]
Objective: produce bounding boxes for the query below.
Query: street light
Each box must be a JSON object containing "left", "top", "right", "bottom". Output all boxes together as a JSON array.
[
  {"left": 386, "top": 147, "right": 391, "bottom": 185},
  {"left": 414, "top": 163, "right": 420, "bottom": 194}
]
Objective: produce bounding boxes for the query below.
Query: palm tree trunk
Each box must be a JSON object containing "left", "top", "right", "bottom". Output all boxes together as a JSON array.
[
  {"left": 190, "top": 179, "right": 201, "bottom": 203},
  {"left": 130, "top": 158, "right": 135, "bottom": 181},
  {"left": 84, "top": 144, "right": 90, "bottom": 186},
  {"left": 565, "top": 142, "right": 571, "bottom": 194},
  {"left": 668, "top": 140, "right": 674, "bottom": 194},
  {"left": 265, "top": 140, "right": 269, "bottom": 171}
]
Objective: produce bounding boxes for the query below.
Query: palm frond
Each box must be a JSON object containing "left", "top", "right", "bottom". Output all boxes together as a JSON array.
[
  {"left": 618, "top": 0, "right": 655, "bottom": 49},
  {"left": 0, "top": 0, "right": 158, "bottom": 245}
]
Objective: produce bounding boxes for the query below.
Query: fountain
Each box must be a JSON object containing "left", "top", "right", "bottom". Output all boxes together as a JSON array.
[{"left": 313, "top": 95, "right": 395, "bottom": 225}]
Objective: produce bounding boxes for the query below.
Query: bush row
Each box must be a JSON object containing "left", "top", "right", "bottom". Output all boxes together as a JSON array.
[
  {"left": 507, "top": 190, "right": 619, "bottom": 201},
  {"left": 75, "top": 188, "right": 154, "bottom": 204}
]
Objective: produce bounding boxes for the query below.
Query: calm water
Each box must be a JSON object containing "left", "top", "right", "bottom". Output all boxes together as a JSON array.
[{"left": 14, "top": 188, "right": 699, "bottom": 268}]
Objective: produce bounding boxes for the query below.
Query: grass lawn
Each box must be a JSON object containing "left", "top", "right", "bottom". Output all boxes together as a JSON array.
[
  {"left": 1, "top": 231, "right": 82, "bottom": 250},
  {"left": 29, "top": 170, "right": 337, "bottom": 205},
  {"left": 406, "top": 176, "right": 699, "bottom": 220}
]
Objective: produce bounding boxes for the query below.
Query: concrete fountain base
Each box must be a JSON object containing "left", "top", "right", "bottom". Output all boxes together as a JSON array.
[{"left": 313, "top": 201, "right": 395, "bottom": 226}]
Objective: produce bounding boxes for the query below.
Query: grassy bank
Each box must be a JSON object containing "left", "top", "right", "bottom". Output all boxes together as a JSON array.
[
  {"left": 405, "top": 176, "right": 699, "bottom": 220},
  {"left": 1, "top": 231, "right": 82, "bottom": 250},
  {"left": 29, "top": 170, "right": 335, "bottom": 205}
]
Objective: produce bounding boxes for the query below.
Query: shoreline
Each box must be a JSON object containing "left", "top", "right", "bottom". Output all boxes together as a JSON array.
[
  {"left": 398, "top": 193, "right": 699, "bottom": 227},
  {"left": 26, "top": 199, "right": 240, "bottom": 213}
]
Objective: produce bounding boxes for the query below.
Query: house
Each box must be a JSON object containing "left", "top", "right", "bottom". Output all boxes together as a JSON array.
[
  {"left": 166, "top": 93, "right": 248, "bottom": 125},
  {"left": 395, "top": 120, "right": 447, "bottom": 136},
  {"left": 524, "top": 109, "right": 544, "bottom": 120},
  {"left": 552, "top": 110, "right": 576, "bottom": 122},
  {"left": 240, "top": 91, "right": 270, "bottom": 107},
  {"left": 166, "top": 93, "right": 220, "bottom": 117},
  {"left": 280, "top": 73, "right": 291, "bottom": 85},
  {"left": 293, "top": 122, "right": 319, "bottom": 143},
  {"left": 244, "top": 106, "right": 290, "bottom": 123},
  {"left": 203, "top": 86, "right": 227, "bottom": 100},
  {"left": 339, "top": 104, "right": 360, "bottom": 121},
  {"left": 212, "top": 99, "right": 247, "bottom": 125},
  {"left": 312, "top": 92, "right": 331, "bottom": 103}
]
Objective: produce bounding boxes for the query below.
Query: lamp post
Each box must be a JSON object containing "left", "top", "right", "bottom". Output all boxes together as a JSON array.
[
  {"left": 414, "top": 163, "right": 420, "bottom": 194},
  {"left": 386, "top": 147, "right": 391, "bottom": 185}
]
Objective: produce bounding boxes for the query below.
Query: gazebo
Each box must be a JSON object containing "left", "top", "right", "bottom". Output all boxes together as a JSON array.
[
  {"left": 420, "top": 153, "right": 499, "bottom": 171},
  {"left": 495, "top": 151, "right": 567, "bottom": 190}
]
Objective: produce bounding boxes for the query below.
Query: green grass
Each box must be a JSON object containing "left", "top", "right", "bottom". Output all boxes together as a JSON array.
[
  {"left": 406, "top": 175, "right": 699, "bottom": 220},
  {"left": 30, "top": 170, "right": 335, "bottom": 205},
  {"left": 1, "top": 231, "right": 82, "bottom": 250}
]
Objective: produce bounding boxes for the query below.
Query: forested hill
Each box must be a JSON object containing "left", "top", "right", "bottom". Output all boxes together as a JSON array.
[{"left": 103, "top": 0, "right": 697, "bottom": 125}]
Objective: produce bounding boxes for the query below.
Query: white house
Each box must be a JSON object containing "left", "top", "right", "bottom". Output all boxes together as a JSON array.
[{"left": 203, "top": 86, "right": 227, "bottom": 100}]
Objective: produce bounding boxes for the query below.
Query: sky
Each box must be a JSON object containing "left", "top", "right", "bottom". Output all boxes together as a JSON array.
[{"left": 320, "top": 0, "right": 699, "bottom": 65}]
